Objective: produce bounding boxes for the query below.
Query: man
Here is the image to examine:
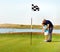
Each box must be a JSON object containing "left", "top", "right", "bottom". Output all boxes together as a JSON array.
[{"left": 42, "top": 19, "right": 53, "bottom": 42}]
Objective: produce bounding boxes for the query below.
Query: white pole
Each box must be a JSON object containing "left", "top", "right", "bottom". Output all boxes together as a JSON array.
[
  {"left": 31, "top": 18, "right": 32, "bottom": 29},
  {"left": 30, "top": 17, "right": 32, "bottom": 45}
]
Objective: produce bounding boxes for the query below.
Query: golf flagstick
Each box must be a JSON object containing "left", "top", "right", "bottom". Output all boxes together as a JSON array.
[{"left": 30, "top": 18, "right": 32, "bottom": 45}]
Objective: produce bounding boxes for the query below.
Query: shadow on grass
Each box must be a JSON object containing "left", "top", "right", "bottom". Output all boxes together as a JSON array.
[{"left": 52, "top": 41, "right": 60, "bottom": 42}]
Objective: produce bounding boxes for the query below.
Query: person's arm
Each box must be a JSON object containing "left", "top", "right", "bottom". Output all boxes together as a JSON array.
[
  {"left": 46, "top": 24, "right": 49, "bottom": 30},
  {"left": 42, "top": 26, "right": 44, "bottom": 33}
]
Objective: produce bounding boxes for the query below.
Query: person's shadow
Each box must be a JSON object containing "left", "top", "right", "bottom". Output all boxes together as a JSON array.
[{"left": 52, "top": 41, "right": 60, "bottom": 42}]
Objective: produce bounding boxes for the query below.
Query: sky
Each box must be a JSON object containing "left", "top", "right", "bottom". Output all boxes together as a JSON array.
[{"left": 0, "top": 0, "right": 60, "bottom": 25}]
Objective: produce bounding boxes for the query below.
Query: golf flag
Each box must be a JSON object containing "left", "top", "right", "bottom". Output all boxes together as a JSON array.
[{"left": 32, "top": 4, "right": 40, "bottom": 11}]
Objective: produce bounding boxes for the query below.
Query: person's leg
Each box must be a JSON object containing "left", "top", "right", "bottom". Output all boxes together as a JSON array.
[
  {"left": 48, "top": 27, "right": 53, "bottom": 42},
  {"left": 48, "top": 33, "right": 52, "bottom": 41},
  {"left": 45, "top": 35, "right": 48, "bottom": 41},
  {"left": 44, "top": 32, "right": 49, "bottom": 42}
]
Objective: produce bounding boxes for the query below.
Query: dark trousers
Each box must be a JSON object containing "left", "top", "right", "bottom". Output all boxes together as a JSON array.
[{"left": 48, "top": 27, "right": 53, "bottom": 41}]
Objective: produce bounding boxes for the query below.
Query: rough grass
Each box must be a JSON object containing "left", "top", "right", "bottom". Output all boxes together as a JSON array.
[
  {"left": 0, "top": 24, "right": 60, "bottom": 29},
  {"left": 0, "top": 33, "right": 60, "bottom": 52}
]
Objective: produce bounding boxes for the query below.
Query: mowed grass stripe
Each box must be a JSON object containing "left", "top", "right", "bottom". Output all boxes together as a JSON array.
[
  {"left": 31, "top": 39, "right": 60, "bottom": 52},
  {"left": 0, "top": 37, "right": 31, "bottom": 52}
]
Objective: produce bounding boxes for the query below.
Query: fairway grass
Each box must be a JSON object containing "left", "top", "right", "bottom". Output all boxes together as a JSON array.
[{"left": 0, "top": 33, "right": 60, "bottom": 52}]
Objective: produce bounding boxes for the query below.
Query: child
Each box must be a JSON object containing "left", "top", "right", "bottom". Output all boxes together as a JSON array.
[{"left": 42, "top": 23, "right": 49, "bottom": 42}]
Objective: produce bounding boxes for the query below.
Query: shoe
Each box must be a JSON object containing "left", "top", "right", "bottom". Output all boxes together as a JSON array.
[{"left": 47, "top": 40, "right": 52, "bottom": 42}]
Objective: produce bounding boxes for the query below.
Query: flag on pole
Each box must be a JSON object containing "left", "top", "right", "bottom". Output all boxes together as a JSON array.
[
  {"left": 30, "top": 4, "right": 40, "bottom": 45},
  {"left": 32, "top": 4, "right": 40, "bottom": 11}
]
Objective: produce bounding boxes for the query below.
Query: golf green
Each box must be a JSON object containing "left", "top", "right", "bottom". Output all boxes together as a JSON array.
[{"left": 0, "top": 33, "right": 60, "bottom": 52}]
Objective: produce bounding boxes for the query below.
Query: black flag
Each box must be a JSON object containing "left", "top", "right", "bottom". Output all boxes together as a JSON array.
[{"left": 32, "top": 4, "right": 40, "bottom": 11}]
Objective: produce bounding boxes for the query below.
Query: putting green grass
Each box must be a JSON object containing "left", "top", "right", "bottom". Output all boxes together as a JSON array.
[{"left": 0, "top": 33, "right": 60, "bottom": 52}]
